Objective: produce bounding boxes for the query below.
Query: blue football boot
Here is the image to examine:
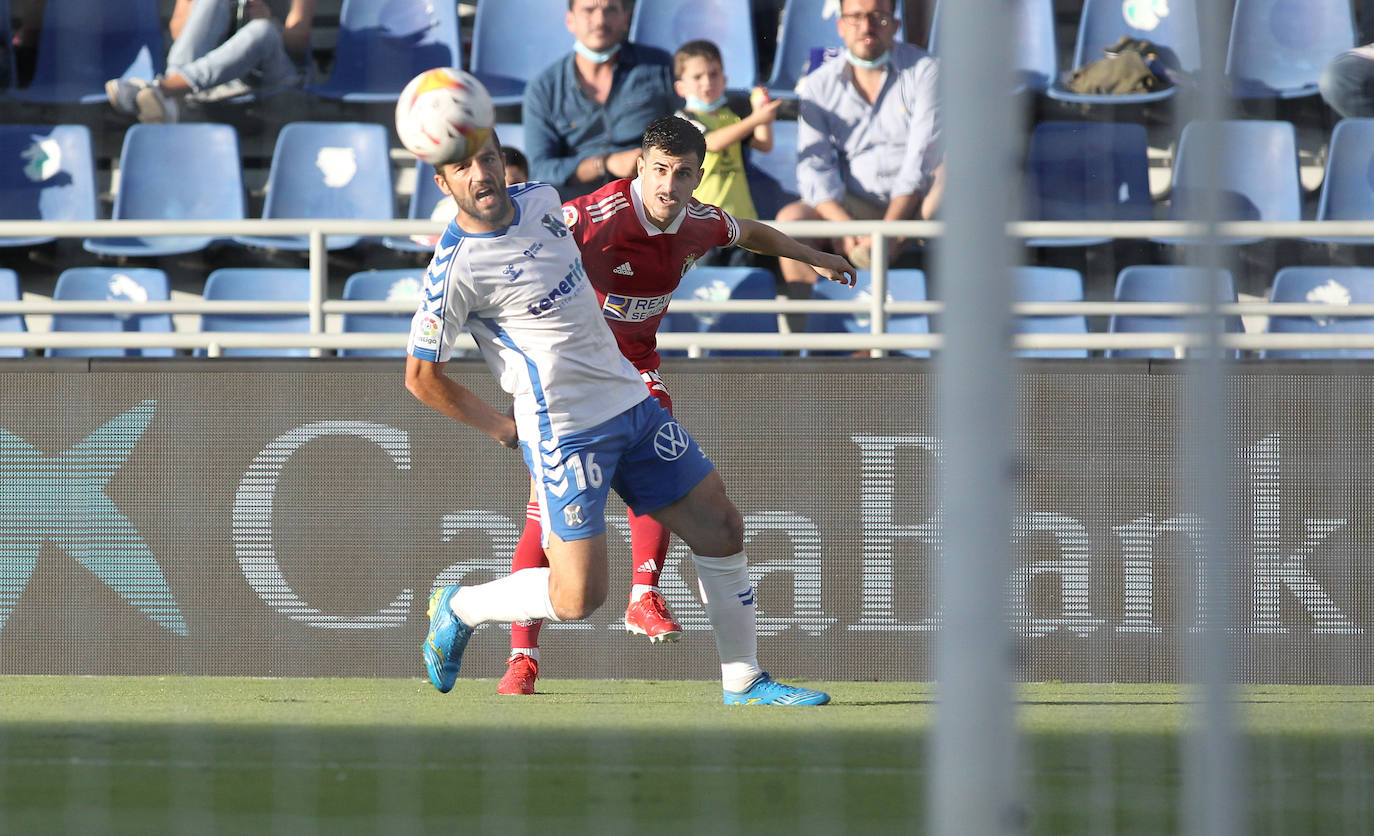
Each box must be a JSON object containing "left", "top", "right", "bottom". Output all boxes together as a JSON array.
[
  {"left": 723, "top": 672, "right": 830, "bottom": 706},
  {"left": 423, "top": 586, "right": 473, "bottom": 693}
]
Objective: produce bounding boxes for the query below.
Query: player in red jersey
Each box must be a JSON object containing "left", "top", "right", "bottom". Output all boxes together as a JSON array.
[{"left": 497, "top": 115, "right": 855, "bottom": 695}]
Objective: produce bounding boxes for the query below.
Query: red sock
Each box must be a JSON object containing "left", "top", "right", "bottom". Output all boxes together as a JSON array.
[
  {"left": 628, "top": 508, "right": 671, "bottom": 595},
  {"left": 509, "top": 501, "right": 547, "bottom": 651}
]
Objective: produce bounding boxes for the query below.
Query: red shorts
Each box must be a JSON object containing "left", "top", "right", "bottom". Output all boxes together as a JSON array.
[{"left": 639, "top": 369, "right": 672, "bottom": 412}]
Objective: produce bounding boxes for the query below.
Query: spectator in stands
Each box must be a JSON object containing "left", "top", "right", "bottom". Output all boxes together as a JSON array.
[
  {"left": 522, "top": 0, "right": 677, "bottom": 199},
  {"left": 1319, "top": 43, "right": 1374, "bottom": 118},
  {"left": 674, "top": 40, "right": 782, "bottom": 222},
  {"left": 502, "top": 146, "right": 530, "bottom": 186},
  {"left": 773, "top": 0, "right": 941, "bottom": 315},
  {"left": 105, "top": 0, "right": 316, "bottom": 124}
]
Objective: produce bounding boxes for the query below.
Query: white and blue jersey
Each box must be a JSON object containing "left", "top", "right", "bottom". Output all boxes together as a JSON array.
[
  {"left": 408, "top": 183, "right": 714, "bottom": 541},
  {"left": 407, "top": 182, "right": 649, "bottom": 440}
]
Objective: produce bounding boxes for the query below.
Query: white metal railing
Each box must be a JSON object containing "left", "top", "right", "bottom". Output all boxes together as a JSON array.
[{"left": 4, "top": 217, "right": 1374, "bottom": 356}]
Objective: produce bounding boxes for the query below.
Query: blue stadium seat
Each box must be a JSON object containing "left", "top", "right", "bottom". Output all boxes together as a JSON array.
[
  {"left": 1108, "top": 265, "right": 1240, "bottom": 359},
  {"left": 84, "top": 124, "right": 246, "bottom": 257},
  {"left": 765, "top": 0, "right": 905, "bottom": 100},
  {"left": 46, "top": 267, "right": 173, "bottom": 358},
  {"left": 630, "top": 0, "right": 758, "bottom": 92},
  {"left": 8, "top": 0, "right": 162, "bottom": 104},
  {"left": 744, "top": 119, "right": 799, "bottom": 220},
  {"left": 931, "top": 0, "right": 1056, "bottom": 93},
  {"left": 1154, "top": 120, "right": 1301, "bottom": 246},
  {"left": 804, "top": 269, "right": 930, "bottom": 358},
  {"left": 198, "top": 268, "right": 312, "bottom": 357},
  {"left": 661, "top": 266, "right": 780, "bottom": 357},
  {"left": 470, "top": 0, "right": 568, "bottom": 106},
  {"left": 1014, "top": 267, "right": 1089, "bottom": 358},
  {"left": 1263, "top": 266, "right": 1374, "bottom": 359},
  {"left": 307, "top": 0, "right": 461, "bottom": 102},
  {"left": 340, "top": 269, "right": 423, "bottom": 358},
  {"left": 233, "top": 122, "right": 394, "bottom": 252},
  {"left": 1047, "top": 0, "right": 1200, "bottom": 104},
  {"left": 1310, "top": 118, "right": 1374, "bottom": 245},
  {"left": 0, "top": 268, "right": 25, "bottom": 358},
  {"left": 0, "top": 124, "right": 98, "bottom": 248},
  {"left": 1226, "top": 0, "right": 1355, "bottom": 99},
  {"left": 1024, "top": 121, "right": 1152, "bottom": 247}
]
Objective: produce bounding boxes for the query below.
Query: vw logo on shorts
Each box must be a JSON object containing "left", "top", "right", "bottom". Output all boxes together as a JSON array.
[{"left": 653, "top": 422, "right": 690, "bottom": 461}]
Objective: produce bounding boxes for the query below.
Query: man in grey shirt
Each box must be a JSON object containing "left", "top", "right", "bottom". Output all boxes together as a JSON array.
[{"left": 774, "top": 0, "right": 941, "bottom": 306}]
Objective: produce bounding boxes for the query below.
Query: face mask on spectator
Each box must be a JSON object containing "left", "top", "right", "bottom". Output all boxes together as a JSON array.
[{"left": 575, "top": 40, "right": 622, "bottom": 64}]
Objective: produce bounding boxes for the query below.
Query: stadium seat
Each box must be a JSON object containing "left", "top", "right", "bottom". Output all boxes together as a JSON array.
[
  {"left": 8, "top": 0, "right": 162, "bottom": 104},
  {"left": 1014, "top": 267, "right": 1089, "bottom": 358},
  {"left": 1263, "top": 266, "right": 1374, "bottom": 359},
  {"left": 1046, "top": 0, "right": 1200, "bottom": 105},
  {"left": 233, "top": 122, "right": 394, "bottom": 252},
  {"left": 1024, "top": 121, "right": 1152, "bottom": 247},
  {"left": 0, "top": 268, "right": 25, "bottom": 358},
  {"left": 804, "top": 269, "right": 930, "bottom": 358},
  {"left": 84, "top": 124, "right": 245, "bottom": 257},
  {"left": 629, "top": 0, "right": 758, "bottom": 92},
  {"left": 0, "top": 124, "right": 98, "bottom": 248},
  {"left": 1226, "top": 0, "right": 1355, "bottom": 99},
  {"left": 660, "top": 266, "right": 780, "bottom": 357},
  {"left": 1154, "top": 120, "right": 1301, "bottom": 246},
  {"left": 930, "top": 0, "right": 1056, "bottom": 94},
  {"left": 470, "top": 0, "right": 568, "bottom": 106},
  {"left": 764, "top": 0, "right": 905, "bottom": 100},
  {"left": 198, "top": 268, "right": 312, "bottom": 357},
  {"left": 1310, "top": 118, "right": 1374, "bottom": 245},
  {"left": 744, "top": 119, "right": 799, "bottom": 220},
  {"left": 46, "top": 267, "right": 174, "bottom": 358},
  {"left": 339, "top": 269, "right": 423, "bottom": 358},
  {"left": 307, "top": 0, "right": 461, "bottom": 102},
  {"left": 1108, "top": 265, "right": 1240, "bottom": 359}
]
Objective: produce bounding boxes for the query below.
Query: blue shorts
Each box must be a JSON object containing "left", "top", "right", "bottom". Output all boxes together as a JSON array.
[{"left": 520, "top": 396, "right": 714, "bottom": 543}]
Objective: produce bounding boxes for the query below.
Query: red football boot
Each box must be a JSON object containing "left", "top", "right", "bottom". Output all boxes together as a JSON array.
[
  {"left": 496, "top": 653, "right": 538, "bottom": 695},
  {"left": 623, "top": 590, "right": 683, "bottom": 643}
]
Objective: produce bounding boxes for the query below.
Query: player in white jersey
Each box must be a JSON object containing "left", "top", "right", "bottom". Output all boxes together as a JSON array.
[{"left": 406, "top": 133, "right": 831, "bottom": 706}]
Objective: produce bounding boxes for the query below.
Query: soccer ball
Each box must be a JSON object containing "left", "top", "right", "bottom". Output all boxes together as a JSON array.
[{"left": 394, "top": 67, "right": 495, "bottom": 166}]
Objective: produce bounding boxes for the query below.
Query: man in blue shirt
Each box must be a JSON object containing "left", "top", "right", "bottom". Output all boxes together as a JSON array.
[{"left": 522, "top": 0, "right": 678, "bottom": 199}]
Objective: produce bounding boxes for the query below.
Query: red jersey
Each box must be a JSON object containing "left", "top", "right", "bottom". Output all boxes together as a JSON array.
[{"left": 562, "top": 177, "right": 740, "bottom": 370}]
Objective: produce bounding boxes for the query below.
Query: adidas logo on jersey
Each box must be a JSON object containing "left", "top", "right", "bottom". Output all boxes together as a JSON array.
[{"left": 613, "top": 262, "right": 635, "bottom": 276}]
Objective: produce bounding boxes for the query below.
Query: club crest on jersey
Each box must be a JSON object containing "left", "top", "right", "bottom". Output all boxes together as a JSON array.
[
  {"left": 542, "top": 211, "right": 569, "bottom": 238},
  {"left": 681, "top": 253, "right": 698, "bottom": 277},
  {"left": 563, "top": 504, "right": 586, "bottom": 527}
]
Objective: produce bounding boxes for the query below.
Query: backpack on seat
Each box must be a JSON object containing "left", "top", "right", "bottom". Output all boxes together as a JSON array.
[{"left": 1065, "top": 36, "right": 1182, "bottom": 95}]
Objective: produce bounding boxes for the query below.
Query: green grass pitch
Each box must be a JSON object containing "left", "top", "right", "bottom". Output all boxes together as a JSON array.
[{"left": 2, "top": 676, "right": 1372, "bottom": 834}]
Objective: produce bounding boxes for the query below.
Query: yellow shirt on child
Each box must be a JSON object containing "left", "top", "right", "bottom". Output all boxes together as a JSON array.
[{"left": 678, "top": 107, "right": 758, "bottom": 221}]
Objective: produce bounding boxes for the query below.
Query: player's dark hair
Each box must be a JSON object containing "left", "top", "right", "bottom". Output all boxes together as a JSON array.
[
  {"left": 673, "top": 39, "right": 722, "bottom": 79},
  {"left": 641, "top": 115, "right": 706, "bottom": 166},
  {"left": 501, "top": 145, "right": 528, "bottom": 173}
]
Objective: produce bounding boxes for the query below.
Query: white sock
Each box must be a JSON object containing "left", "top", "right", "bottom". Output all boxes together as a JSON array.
[
  {"left": 509, "top": 647, "right": 540, "bottom": 661},
  {"left": 629, "top": 583, "right": 658, "bottom": 602},
  {"left": 449, "top": 568, "right": 560, "bottom": 626},
  {"left": 691, "top": 550, "right": 762, "bottom": 691}
]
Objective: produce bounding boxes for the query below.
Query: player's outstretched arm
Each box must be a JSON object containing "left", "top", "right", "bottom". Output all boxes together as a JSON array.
[
  {"left": 405, "top": 356, "right": 519, "bottom": 449},
  {"left": 734, "top": 218, "right": 857, "bottom": 286}
]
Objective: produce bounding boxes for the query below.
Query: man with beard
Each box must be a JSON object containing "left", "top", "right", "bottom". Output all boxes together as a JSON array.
[
  {"left": 494, "top": 116, "right": 856, "bottom": 695},
  {"left": 406, "top": 127, "right": 847, "bottom": 705}
]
